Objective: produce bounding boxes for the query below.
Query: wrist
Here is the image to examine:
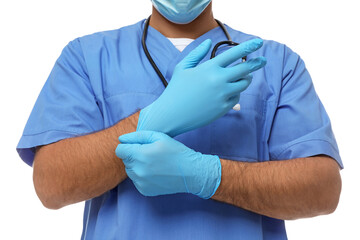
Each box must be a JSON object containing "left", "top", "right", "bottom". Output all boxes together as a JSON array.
[{"left": 115, "top": 110, "right": 140, "bottom": 135}]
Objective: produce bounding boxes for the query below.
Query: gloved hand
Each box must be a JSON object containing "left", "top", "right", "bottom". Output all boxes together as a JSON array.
[
  {"left": 115, "top": 131, "right": 221, "bottom": 199},
  {"left": 137, "top": 38, "right": 267, "bottom": 137}
]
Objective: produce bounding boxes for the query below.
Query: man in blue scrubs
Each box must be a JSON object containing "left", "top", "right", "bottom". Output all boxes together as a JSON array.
[{"left": 17, "top": 1, "right": 342, "bottom": 239}]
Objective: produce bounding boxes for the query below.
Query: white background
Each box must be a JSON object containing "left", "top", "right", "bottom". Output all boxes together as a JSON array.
[{"left": 1, "top": 0, "right": 359, "bottom": 239}]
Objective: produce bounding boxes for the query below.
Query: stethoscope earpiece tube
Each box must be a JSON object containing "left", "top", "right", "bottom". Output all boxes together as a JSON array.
[{"left": 210, "top": 41, "right": 239, "bottom": 59}]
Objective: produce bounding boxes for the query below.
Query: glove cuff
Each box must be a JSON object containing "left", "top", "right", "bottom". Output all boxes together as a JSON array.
[
  {"left": 196, "top": 154, "right": 222, "bottom": 199},
  {"left": 137, "top": 99, "right": 178, "bottom": 136}
]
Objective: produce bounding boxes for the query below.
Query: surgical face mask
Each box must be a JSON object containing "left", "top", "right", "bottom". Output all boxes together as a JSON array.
[{"left": 151, "top": 0, "right": 212, "bottom": 24}]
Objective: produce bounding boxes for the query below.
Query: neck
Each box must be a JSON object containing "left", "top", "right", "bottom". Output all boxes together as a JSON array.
[{"left": 149, "top": 2, "right": 218, "bottom": 39}]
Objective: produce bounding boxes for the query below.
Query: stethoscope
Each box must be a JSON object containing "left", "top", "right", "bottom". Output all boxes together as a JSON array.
[{"left": 141, "top": 16, "right": 246, "bottom": 88}]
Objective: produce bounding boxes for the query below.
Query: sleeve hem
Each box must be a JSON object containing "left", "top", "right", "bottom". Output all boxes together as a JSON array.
[
  {"left": 16, "top": 130, "right": 79, "bottom": 167},
  {"left": 272, "top": 139, "right": 343, "bottom": 169}
]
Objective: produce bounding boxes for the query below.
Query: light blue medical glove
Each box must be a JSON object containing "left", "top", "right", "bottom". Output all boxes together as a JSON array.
[
  {"left": 137, "top": 38, "right": 267, "bottom": 137},
  {"left": 115, "top": 131, "right": 221, "bottom": 199}
]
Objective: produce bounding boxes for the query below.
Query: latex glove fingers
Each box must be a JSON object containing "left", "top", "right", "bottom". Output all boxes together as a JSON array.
[
  {"left": 176, "top": 39, "right": 212, "bottom": 70},
  {"left": 211, "top": 38, "right": 264, "bottom": 67},
  {"left": 224, "top": 74, "right": 253, "bottom": 98},
  {"left": 137, "top": 38, "right": 267, "bottom": 137},
  {"left": 227, "top": 94, "right": 241, "bottom": 110},
  {"left": 224, "top": 57, "right": 267, "bottom": 83}
]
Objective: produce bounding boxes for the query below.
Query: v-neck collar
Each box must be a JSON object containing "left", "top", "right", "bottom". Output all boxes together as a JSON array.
[{"left": 141, "top": 19, "right": 229, "bottom": 85}]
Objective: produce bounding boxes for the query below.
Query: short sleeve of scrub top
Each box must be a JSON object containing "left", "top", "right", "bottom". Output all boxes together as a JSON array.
[
  {"left": 267, "top": 45, "right": 343, "bottom": 168},
  {"left": 16, "top": 39, "right": 104, "bottom": 166}
]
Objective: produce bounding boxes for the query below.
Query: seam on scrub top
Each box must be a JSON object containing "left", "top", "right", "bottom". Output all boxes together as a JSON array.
[
  {"left": 241, "top": 92, "right": 266, "bottom": 101},
  {"left": 22, "top": 129, "right": 81, "bottom": 137},
  {"left": 259, "top": 99, "right": 267, "bottom": 161},
  {"left": 280, "top": 44, "right": 287, "bottom": 85},
  {"left": 216, "top": 154, "right": 258, "bottom": 162},
  {"left": 103, "top": 92, "right": 161, "bottom": 101},
  {"left": 273, "top": 139, "right": 338, "bottom": 160},
  {"left": 76, "top": 38, "right": 91, "bottom": 81},
  {"left": 83, "top": 200, "right": 92, "bottom": 240},
  {"left": 76, "top": 38, "right": 101, "bottom": 106}
]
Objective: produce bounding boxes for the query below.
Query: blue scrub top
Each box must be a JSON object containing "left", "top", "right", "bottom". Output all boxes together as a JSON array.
[{"left": 17, "top": 19, "right": 343, "bottom": 240}]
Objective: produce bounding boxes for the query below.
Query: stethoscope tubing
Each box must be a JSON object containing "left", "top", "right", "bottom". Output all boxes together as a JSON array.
[{"left": 141, "top": 15, "right": 246, "bottom": 88}]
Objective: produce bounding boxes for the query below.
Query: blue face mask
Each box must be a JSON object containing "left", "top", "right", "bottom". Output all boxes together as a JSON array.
[{"left": 151, "top": 0, "right": 212, "bottom": 24}]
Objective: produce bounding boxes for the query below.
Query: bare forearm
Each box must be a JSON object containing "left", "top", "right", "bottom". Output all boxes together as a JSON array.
[
  {"left": 212, "top": 156, "right": 341, "bottom": 220},
  {"left": 33, "top": 111, "right": 140, "bottom": 209}
]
